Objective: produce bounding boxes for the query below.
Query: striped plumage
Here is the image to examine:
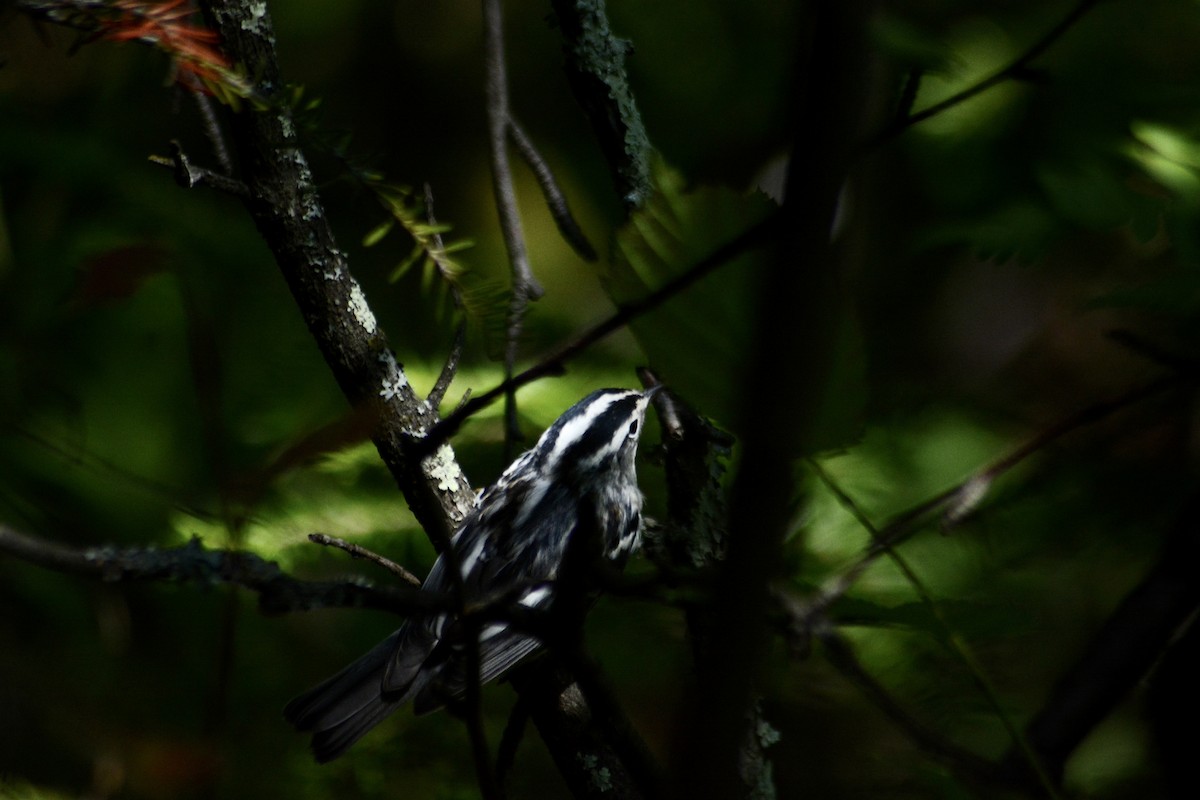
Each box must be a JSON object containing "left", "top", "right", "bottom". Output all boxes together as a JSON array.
[{"left": 285, "top": 388, "right": 655, "bottom": 762}]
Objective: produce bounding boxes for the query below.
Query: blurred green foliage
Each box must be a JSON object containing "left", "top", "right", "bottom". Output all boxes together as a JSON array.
[{"left": 3, "top": 0, "right": 1200, "bottom": 798}]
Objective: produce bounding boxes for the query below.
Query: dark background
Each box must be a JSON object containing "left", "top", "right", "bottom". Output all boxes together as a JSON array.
[{"left": 3, "top": 1, "right": 1200, "bottom": 797}]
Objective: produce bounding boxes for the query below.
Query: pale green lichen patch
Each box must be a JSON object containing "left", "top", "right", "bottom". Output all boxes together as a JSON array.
[
  {"left": 348, "top": 280, "right": 377, "bottom": 334},
  {"left": 426, "top": 444, "right": 464, "bottom": 492},
  {"left": 577, "top": 753, "right": 613, "bottom": 792},
  {"left": 379, "top": 376, "right": 406, "bottom": 401},
  {"left": 244, "top": 1, "right": 269, "bottom": 32}
]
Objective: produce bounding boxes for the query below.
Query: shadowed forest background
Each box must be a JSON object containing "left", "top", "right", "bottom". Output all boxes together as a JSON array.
[{"left": 2, "top": 1, "right": 1200, "bottom": 798}]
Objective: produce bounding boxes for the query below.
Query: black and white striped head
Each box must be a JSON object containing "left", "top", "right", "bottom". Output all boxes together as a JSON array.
[{"left": 532, "top": 388, "right": 656, "bottom": 485}]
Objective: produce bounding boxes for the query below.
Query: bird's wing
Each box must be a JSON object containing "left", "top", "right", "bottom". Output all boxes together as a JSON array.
[{"left": 412, "top": 584, "right": 553, "bottom": 714}]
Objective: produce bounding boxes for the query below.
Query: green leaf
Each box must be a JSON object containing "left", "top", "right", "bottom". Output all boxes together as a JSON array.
[{"left": 362, "top": 219, "right": 394, "bottom": 248}]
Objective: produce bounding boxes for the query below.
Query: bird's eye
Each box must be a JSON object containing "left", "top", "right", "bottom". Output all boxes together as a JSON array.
[{"left": 628, "top": 420, "right": 639, "bottom": 437}]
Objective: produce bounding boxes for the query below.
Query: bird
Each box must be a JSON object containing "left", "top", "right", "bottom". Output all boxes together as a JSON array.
[{"left": 285, "top": 387, "right": 657, "bottom": 762}]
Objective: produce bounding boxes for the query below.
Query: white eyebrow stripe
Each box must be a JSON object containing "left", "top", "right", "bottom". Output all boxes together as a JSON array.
[{"left": 542, "top": 392, "right": 627, "bottom": 467}]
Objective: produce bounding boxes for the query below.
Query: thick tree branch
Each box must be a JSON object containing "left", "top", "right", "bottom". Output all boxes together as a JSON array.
[
  {"left": 201, "top": 0, "right": 475, "bottom": 551},
  {"left": 549, "top": 0, "right": 652, "bottom": 210}
]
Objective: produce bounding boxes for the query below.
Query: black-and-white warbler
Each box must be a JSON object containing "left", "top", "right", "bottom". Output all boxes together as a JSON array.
[{"left": 285, "top": 387, "right": 657, "bottom": 762}]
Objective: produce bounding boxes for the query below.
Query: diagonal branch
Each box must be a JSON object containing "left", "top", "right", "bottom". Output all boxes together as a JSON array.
[
  {"left": 508, "top": 118, "right": 597, "bottom": 262},
  {"left": 418, "top": 212, "right": 778, "bottom": 458},
  {"left": 803, "top": 373, "right": 1187, "bottom": 628},
  {"left": 866, "top": 0, "right": 1104, "bottom": 147},
  {"left": 200, "top": 0, "right": 476, "bottom": 551}
]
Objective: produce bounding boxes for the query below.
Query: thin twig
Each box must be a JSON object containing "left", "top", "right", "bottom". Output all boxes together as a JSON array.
[
  {"left": 423, "top": 182, "right": 466, "bottom": 412},
  {"left": 149, "top": 140, "right": 248, "bottom": 196},
  {"left": 462, "top": 613, "right": 504, "bottom": 800},
  {"left": 496, "top": 699, "right": 530, "bottom": 787},
  {"left": 429, "top": 321, "right": 467, "bottom": 410},
  {"left": 307, "top": 533, "right": 422, "bottom": 587},
  {"left": 483, "top": 0, "right": 543, "bottom": 466},
  {"left": 866, "top": 0, "right": 1104, "bottom": 148},
  {"left": 891, "top": 68, "right": 924, "bottom": 126},
  {"left": 1106, "top": 328, "right": 1200, "bottom": 373},
  {"left": 6, "top": 423, "right": 219, "bottom": 523},
  {"left": 804, "top": 373, "right": 1186, "bottom": 625},
  {"left": 508, "top": 118, "right": 597, "bottom": 261},
  {"left": 419, "top": 181, "right": 466, "bottom": 310}
]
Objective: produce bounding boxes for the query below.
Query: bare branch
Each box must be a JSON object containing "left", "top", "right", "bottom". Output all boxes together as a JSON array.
[
  {"left": 190, "top": 89, "right": 234, "bottom": 174},
  {"left": 307, "top": 533, "right": 422, "bottom": 587},
  {"left": 508, "top": 118, "right": 597, "bottom": 261},
  {"left": 483, "top": 0, "right": 543, "bottom": 465},
  {"left": 496, "top": 698, "right": 530, "bottom": 787},
  {"left": 867, "top": 0, "right": 1104, "bottom": 147},
  {"left": 428, "top": 321, "right": 467, "bottom": 411},
  {"left": 417, "top": 212, "right": 778, "bottom": 458},
  {"left": 0, "top": 523, "right": 429, "bottom": 616},
  {"left": 804, "top": 373, "right": 1186, "bottom": 628},
  {"left": 423, "top": 183, "right": 467, "bottom": 412},
  {"left": 149, "top": 140, "right": 248, "bottom": 196}
]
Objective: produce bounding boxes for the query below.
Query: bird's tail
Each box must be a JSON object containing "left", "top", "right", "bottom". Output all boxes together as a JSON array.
[{"left": 284, "top": 630, "right": 416, "bottom": 763}]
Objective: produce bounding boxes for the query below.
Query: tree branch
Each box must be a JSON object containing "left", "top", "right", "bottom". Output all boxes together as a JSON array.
[
  {"left": 508, "top": 118, "right": 597, "bottom": 262},
  {"left": 549, "top": 0, "right": 652, "bottom": 210},
  {"left": 866, "top": 0, "right": 1104, "bottom": 147},
  {"left": 307, "top": 533, "right": 422, "bottom": 587},
  {"left": 198, "top": 0, "right": 477, "bottom": 552},
  {"left": 189, "top": 5, "right": 660, "bottom": 794},
  {"left": 483, "top": 0, "right": 542, "bottom": 466},
  {"left": 418, "top": 213, "right": 777, "bottom": 458},
  {"left": 0, "top": 523, "right": 428, "bottom": 616},
  {"left": 800, "top": 373, "right": 1186, "bottom": 631}
]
